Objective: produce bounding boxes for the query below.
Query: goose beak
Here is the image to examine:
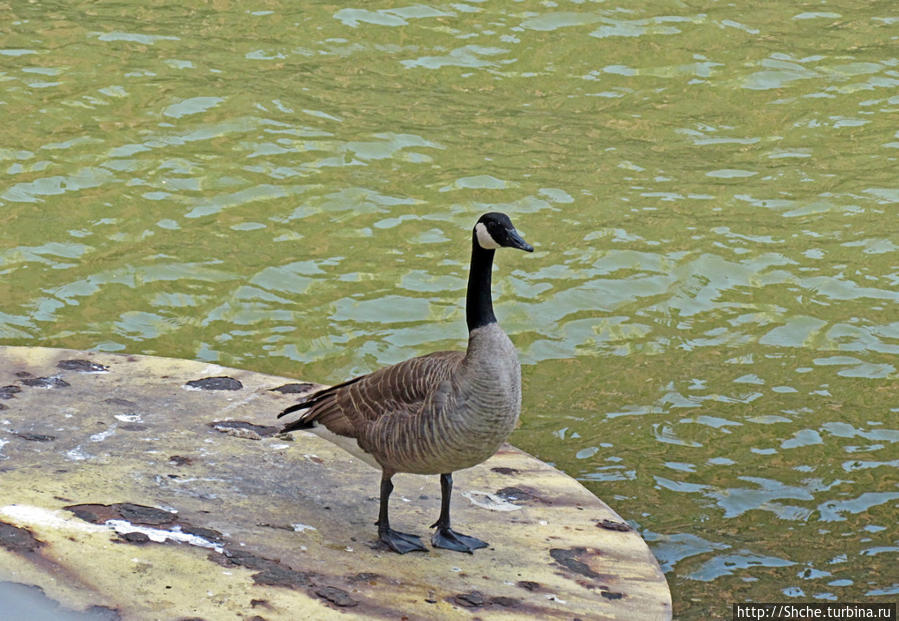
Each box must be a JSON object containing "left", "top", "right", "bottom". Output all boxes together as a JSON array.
[{"left": 507, "top": 228, "right": 534, "bottom": 252}]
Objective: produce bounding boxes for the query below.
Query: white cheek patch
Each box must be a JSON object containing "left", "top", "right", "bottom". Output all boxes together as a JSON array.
[{"left": 475, "top": 222, "right": 501, "bottom": 249}]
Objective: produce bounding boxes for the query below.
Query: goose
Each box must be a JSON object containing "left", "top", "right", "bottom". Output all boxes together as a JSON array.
[{"left": 278, "top": 212, "right": 533, "bottom": 554}]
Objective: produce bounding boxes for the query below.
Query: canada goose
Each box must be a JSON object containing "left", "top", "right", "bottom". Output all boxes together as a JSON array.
[{"left": 278, "top": 212, "right": 533, "bottom": 554}]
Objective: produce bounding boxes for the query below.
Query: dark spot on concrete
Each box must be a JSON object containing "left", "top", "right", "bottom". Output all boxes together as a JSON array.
[
  {"left": 597, "top": 519, "right": 631, "bottom": 532},
  {"left": 0, "top": 521, "right": 43, "bottom": 553},
  {"left": 271, "top": 382, "right": 317, "bottom": 394},
  {"left": 250, "top": 599, "right": 272, "bottom": 609},
  {"left": 601, "top": 590, "right": 624, "bottom": 600},
  {"left": 517, "top": 580, "right": 540, "bottom": 591},
  {"left": 490, "top": 596, "right": 520, "bottom": 607},
  {"left": 65, "top": 503, "right": 176, "bottom": 527},
  {"left": 119, "top": 423, "right": 148, "bottom": 432},
  {"left": 182, "top": 525, "right": 223, "bottom": 543},
  {"left": 169, "top": 455, "right": 194, "bottom": 466},
  {"left": 454, "top": 591, "right": 485, "bottom": 607},
  {"left": 253, "top": 565, "right": 313, "bottom": 589},
  {"left": 57, "top": 359, "right": 109, "bottom": 373},
  {"left": 214, "top": 548, "right": 266, "bottom": 570},
  {"left": 21, "top": 376, "right": 70, "bottom": 389},
  {"left": 14, "top": 432, "right": 56, "bottom": 442},
  {"left": 186, "top": 376, "right": 243, "bottom": 391},
  {"left": 65, "top": 504, "right": 122, "bottom": 524},
  {"left": 103, "top": 398, "right": 137, "bottom": 407},
  {"left": 0, "top": 385, "right": 22, "bottom": 399},
  {"left": 209, "top": 420, "right": 279, "bottom": 438},
  {"left": 491, "top": 466, "right": 520, "bottom": 475},
  {"left": 15, "top": 371, "right": 31, "bottom": 378},
  {"left": 550, "top": 548, "right": 601, "bottom": 580},
  {"left": 315, "top": 586, "right": 358, "bottom": 607},
  {"left": 118, "top": 503, "right": 177, "bottom": 526},
  {"left": 218, "top": 548, "right": 312, "bottom": 589},
  {"left": 256, "top": 522, "right": 295, "bottom": 532},
  {"left": 496, "top": 486, "right": 541, "bottom": 503},
  {"left": 120, "top": 532, "right": 150, "bottom": 544}
]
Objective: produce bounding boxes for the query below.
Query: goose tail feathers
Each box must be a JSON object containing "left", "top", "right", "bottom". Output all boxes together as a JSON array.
[{"left": 277, "top": 374, "right": 366, "bottom": 432}]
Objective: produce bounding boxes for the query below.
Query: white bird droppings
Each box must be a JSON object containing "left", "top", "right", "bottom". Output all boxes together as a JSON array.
[{"left": 461, "top": 490, "right": 523, "bottom": 512}]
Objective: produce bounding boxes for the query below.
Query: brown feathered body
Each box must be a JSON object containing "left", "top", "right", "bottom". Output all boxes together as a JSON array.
[{"left": 280, "top": 322, "right": 521, "bottom": 475}]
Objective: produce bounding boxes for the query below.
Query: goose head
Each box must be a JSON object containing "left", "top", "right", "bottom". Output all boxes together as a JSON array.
[{"left": 473, "top": 212, "right": 534, "bottom": 253}]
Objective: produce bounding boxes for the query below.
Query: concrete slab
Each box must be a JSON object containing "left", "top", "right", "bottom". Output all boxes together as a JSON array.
[{"left": 0, "top": 346, "right": 671, "bottom": 620}]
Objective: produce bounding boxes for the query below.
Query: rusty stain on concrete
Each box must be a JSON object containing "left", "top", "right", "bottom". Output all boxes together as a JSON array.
[{"left": 0, "top": 346, "right": 671, "bottom": 620}]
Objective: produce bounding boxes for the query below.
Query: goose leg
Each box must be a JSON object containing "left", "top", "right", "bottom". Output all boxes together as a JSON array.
[
  {"left": 376, "top": 473, "right": 427, "bottom": 554},
  {"left": 431, "top": 473, "right": 488, "bottom": 553}
]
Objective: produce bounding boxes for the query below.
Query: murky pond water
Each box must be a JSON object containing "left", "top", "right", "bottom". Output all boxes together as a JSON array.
[{"left": 2, "top": 1, "right": 897, "bottom": 618}]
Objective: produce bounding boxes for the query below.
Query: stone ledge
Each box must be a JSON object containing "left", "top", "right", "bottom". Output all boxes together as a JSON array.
[{"left": 0, "top": 346, "right": 671, "bottom": 620}]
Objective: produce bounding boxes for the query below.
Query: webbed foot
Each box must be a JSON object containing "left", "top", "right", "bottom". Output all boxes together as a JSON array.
[
  {"left": 378, "top": 527, "right": 427, "bottom": 554},
  {"left": 431, "top": 526, "right": 488, "bottom": 553}
]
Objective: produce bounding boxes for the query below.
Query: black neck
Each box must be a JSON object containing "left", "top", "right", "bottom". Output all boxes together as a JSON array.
[{"left": 466, "top": 233, "right": 497, "bottom": 331}]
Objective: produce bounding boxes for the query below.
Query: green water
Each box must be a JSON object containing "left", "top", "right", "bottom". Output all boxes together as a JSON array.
[{"left": 2, "top": 1, "right": 897, "bottom": 617}]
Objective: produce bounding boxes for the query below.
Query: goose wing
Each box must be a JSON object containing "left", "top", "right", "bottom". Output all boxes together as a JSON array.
[{"left": 278, "top": 350, "right": 464, "bottom": 438}]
